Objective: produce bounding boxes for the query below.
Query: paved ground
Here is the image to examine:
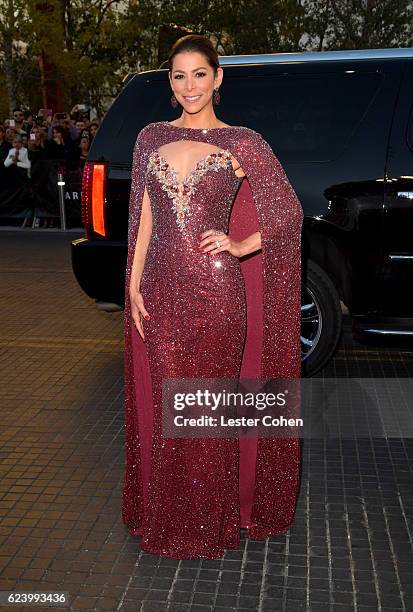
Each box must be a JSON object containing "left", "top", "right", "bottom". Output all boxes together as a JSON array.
[{"left": 0, "top": 229, "right": 412, "bottom": 611}]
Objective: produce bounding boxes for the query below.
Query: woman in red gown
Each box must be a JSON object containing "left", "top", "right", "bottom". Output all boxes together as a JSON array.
[{"left": 123, "top": 34, "right": 304, "bottom": 559}]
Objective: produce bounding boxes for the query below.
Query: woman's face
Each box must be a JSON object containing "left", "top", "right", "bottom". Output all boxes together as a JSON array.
[
  {"left": 90, "top": 124, "right": 98, "bottom": 136},
  {"left": 168, "top": 51, "right": 223, "bottom": 114},
  {"left": 80, "top": 137, "right": 89, "bottom": 148}
]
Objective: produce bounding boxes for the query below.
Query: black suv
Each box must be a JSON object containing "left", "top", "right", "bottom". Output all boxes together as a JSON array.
[{"left": 71, "top": 47, "right": 413, "bottom": 376}]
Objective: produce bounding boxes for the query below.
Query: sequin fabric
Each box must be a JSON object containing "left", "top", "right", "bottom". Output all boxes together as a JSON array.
[
  {"left": 147, "top": 148, "right": 234, "bottom": 231},
  {"left": 123, "top": 121, "right": 304, "bottom": 559}
]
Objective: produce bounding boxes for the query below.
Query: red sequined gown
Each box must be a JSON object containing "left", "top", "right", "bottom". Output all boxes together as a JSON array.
[{"left": 123, "top": 121, "right": 304, "bottom": 559}]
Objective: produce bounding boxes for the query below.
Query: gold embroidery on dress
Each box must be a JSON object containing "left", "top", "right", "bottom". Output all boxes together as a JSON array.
[{"left": 147, "top": 148, "right": 233, "bottom": 231}]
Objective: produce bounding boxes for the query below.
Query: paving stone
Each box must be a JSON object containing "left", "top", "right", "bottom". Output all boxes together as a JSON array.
[{"left": 1, "top": 229, "right": 412, "bottom": 611}]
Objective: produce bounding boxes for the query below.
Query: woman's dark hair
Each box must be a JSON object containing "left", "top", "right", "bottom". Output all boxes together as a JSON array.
[
  {"left": 52, "top": 125, "right": 65, "bottom": 137},
  {"left": 168, "top": 34, "right": 219, "bottom": 74}
]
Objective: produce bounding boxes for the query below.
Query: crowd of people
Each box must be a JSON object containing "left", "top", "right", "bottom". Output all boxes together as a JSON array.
[
  {"left": 0, "top": 106, "right": 99, "bottom": 164},
  {"left": 0, "top": 106, "right": 99, "bottom": 227}
]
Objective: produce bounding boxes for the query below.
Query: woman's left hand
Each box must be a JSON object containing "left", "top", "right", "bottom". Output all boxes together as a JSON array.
[{"left": 198, "top": 229, "right": 244, "bottom": 258}]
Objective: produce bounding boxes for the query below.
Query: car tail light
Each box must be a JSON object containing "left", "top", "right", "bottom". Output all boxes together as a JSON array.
[{"left": 81, "top": 161, "right": 108, "bottom": 237}]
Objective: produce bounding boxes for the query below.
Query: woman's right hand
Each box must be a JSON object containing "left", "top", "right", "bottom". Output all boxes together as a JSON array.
[{"left": 130, "top": 288, "right": 150, "bottom": 340}]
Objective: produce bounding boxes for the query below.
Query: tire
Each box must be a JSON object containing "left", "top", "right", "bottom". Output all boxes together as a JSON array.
[{"left": 301, "top": 260, "right": 343, "bottom": 377}]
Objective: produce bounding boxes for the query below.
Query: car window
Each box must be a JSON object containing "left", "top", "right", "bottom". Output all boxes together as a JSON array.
[
  {"left": 220, "top": 72, "right": 384, "bottom": 162},
  {"left": 407, "top": 101, "right": 413, "bottom": 153}
]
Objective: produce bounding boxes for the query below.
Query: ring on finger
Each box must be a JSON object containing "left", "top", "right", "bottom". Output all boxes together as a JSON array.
[{"left": 215, "top": 240, "right": 221, "bottom": 248}]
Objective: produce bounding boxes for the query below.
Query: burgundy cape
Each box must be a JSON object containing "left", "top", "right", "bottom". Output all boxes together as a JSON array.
[{"left": 123, "top": 122, "right": 304, "bottom": 550}]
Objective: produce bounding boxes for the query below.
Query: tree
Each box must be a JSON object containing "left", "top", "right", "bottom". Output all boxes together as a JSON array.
[
  {"left": 1, "top": 0, "right": 412, "bottom": 117},
  {"left": 303, "top": 0, "right": 413, "bottom": 50},
  {"left": 0, "top": 0, "right": 28, "bottom": 113}
]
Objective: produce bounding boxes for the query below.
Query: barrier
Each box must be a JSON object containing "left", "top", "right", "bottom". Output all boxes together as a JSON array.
[{"left": 0, "top": 158, "right": 85, "bottom": 229}]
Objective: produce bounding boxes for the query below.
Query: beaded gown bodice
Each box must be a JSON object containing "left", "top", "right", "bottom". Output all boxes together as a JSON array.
[
  {"left": 147, "top": 145, "right": 237, "bottom": 231},
  {"left": 141, "top": 134, "right": 245, "bottom": 300}
]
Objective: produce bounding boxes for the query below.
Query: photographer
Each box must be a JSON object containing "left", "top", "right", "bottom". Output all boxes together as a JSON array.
[{"left": 47, "top": 112, "right": 79, "bottom": 142}]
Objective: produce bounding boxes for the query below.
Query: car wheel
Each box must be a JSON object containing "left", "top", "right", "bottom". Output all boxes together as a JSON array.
[{"left": 301, "top": 259, "right": 342, "bottom": 377}]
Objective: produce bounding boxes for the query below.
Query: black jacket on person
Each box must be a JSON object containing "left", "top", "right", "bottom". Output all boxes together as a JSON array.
[
  {"left": 28, "top": 145, "right": 47, "bottom": 163},
  {"left": 0, "top": 140, "right": 13, "bottom": 184},
  {"left": 0, "top": 140, "right": 12, "bottom": 164},
  {"left": 44, "top": 138, "right": 72, "bottom": 161}
]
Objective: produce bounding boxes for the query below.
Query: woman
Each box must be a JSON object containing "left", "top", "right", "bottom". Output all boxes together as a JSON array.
[
  {"left": 27, "top": 126, "right": 47, "bottom": 161},
  {"left": 123, "top": 34, "right": 304, "bottom": 559},
  {"left": 78, "top": 135, "right": 90, "bottom": 161},
  {"left": 27, "top": 127, "right": 59, "bottom": 228},
  {"left": 45, "top": 125, "right": 70, "bottom": 160}
]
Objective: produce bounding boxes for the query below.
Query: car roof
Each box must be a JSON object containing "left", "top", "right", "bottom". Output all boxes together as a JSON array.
[
  {"left": 217, "top": 47, "right": 413, "bottom": 65},
  {"left": 124, "top": 47, "right": 412, "bottom": 85}
]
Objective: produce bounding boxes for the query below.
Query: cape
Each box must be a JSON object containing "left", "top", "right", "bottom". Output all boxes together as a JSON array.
[{"left": 123, "top": 121, "right": 304, "bottom": 543}]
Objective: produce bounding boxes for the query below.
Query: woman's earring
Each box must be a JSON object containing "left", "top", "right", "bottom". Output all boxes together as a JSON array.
[
  {"left": 170, "top": 93, "right": 178, "bottom": 108},
  {"left": 213, "top": 88, "right": 220, "bottom": 105}
]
